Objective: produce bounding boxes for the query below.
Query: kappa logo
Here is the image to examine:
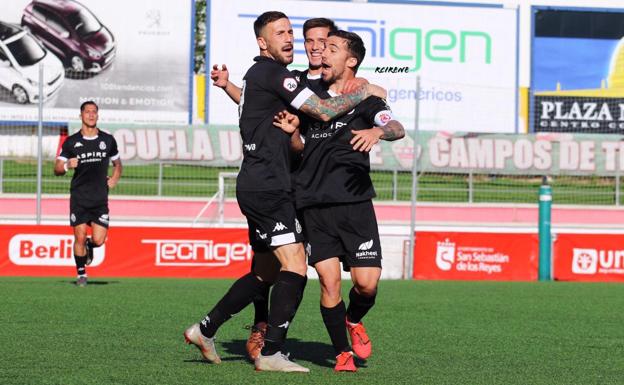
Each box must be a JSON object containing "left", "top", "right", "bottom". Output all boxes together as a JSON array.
[
  {"left": 283, "top": 78, "right": 297, "bottom": 92},
  {"left": 435, "top": 238, "right": 455, "bottom": 271},
  {"left": 99, "top": 141, "right": 106, "bottom": 150},
  {"left": 572, "top": 249, "right": 597, "bottom": 274},
  {"left": 70, "top": 213, "right": 76, "bottom": 222},
  {"left": 74, "top": 142, "right": 83, "bottom": 148},
  {"left": 278, "top": 321, "right": 290, "bottom": 329},
  {"left": 358, "top": 239, "right": 374, "bottom": 251},
  {"left": 295, "top": 219, "right": 302, "bottom": 234},
  {"left": 99, "top": 214, "right": 109, "bottom": 224},
  {"left": 305, "top": 242, "right": 311, "bottom": 257},
  {"left": 347, "top": 109, "right": 355, "bottom": 115},
  {"left": 273, "top": 222, "right": 287, "bottom": 232}
]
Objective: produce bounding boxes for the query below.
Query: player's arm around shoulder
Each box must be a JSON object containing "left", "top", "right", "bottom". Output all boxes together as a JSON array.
[{"left": 351, "top": 99, "right": 405, "bottom": 152}]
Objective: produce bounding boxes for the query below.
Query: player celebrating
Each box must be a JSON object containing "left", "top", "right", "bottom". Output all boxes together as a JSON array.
[
  {"left": 208, "top": 17, "right": 337, "bottom": 362},
  {"left": 184, "top": 12, "right": 385, "bottom": 373},
  {"left": 54, "top": 101, "right": 122, "bottom": 287},
  {"left": 274, "top": 30, "right": 405, "bottom": 371}
]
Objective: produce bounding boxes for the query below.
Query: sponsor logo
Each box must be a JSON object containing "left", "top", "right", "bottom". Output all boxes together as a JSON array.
[
  {"left": 74, "top": 142, "right": 83, "bottom": 148},
  {"left": 99, "top": 141, "right": 107, "bottom": 150},
  {"left": 356, "top": 239, "right": 378, "bottom": 258},
  {"left": 283, "top": 78, "right": 297, "bottom": 92},
  {"left": 435, "top": 239, "right": 455, "bottom": 271},
  {"left": 98, "top": 214, "right": 109, "bottom": 225},
  {"left": 435, "top": 239, "right": 509, "bottom": 274},
  {"left": 8, "top": 234, "right": 104, "bottom": 266},
  {"left": 572, "top": 248, "right": 624, "bottom": 275},
  {"left": 295, "top": 219, "right": 302, "bottom": 234},
  {"left": 142, "top": 239, "right": 252, "bottom": 266},
  {"left": 358, "top": 239, "right": 374, "bottom": 251},
  {"left": 273, "top": 222, "right": 287, "bottom": 232}
]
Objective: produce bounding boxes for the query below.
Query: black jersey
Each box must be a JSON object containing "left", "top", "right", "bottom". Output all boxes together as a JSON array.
[
  {"left": 237, "top": 56, "right": 314, "bottom": 192},
  {"left": 291, "top": 69, "right": 326, "bottom": 94},
  {"left": 296, "top": 93, "right": 394, "bottom": 209},
  {"left": 58, "top": 129, "right": 119, "bottom": 204}
]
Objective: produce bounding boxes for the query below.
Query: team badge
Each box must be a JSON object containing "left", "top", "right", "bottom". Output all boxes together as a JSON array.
[
  {"left": 283, "top": 78, "right": 297, "bottom": 92},
  {"left": 70, "top": 213, "right": 76, "bottom": 222},
  {"left": 99, "top": 141, "right": 107, "bottom": 150}
]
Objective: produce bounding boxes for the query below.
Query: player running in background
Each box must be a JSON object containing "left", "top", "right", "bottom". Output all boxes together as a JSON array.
[
  {"left": 209, "top": 17, "right": 337, "bottom": 362},
  {"left": 54, "top": 101, "right": 122, "bottom": 287},
  {"left": 184, "top": 12, "right": 385, "bottom": 373},
  {"left": 274, "top": 30, "right": 405, "bottom": 371}
]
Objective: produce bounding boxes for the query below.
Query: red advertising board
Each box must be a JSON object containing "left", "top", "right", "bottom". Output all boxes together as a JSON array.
[
  {"left": 554, "top": 233, "right": 624, "bottom": 282},
  {"left": 413, "top": 231, "right": 538, "bottom": 281},
  {"left": 0, "top": 225, "right": 252, "bottom": 278}
]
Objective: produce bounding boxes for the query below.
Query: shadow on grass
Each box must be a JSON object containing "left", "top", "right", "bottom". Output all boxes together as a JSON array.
[
  {"left": 218, "top": 338, "right": 367, "bottom": 368},
  {"left": 61, "top": 280, "right": 119, "bottom": 286}
]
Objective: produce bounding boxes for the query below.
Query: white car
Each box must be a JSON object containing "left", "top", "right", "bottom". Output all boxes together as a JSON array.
[{"left": 0, "top": 21, "right": 64, "bottom": 104}]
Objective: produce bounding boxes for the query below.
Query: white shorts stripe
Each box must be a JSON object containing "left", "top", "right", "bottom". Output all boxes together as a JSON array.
[{"left": 271, "top": 232, "right": 297, "bottom": 246}]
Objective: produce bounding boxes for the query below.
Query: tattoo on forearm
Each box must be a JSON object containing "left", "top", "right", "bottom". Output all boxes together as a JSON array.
[
  {"left": 380, "top": 120, "right": 405, "bottom": 141},
  {"left": 300, "top": 85, "right": 367, "bottom": 121}
]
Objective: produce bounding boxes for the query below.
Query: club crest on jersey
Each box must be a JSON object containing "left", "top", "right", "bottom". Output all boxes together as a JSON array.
[
  {"left": 283, "top": 78, "right": 297, "bottom": 92},
  {"left": 99, "top": 141, "right": 107, "bottom": 150},
  {"left": 70, "top": 213, "right": 76, "bottom": 222}
]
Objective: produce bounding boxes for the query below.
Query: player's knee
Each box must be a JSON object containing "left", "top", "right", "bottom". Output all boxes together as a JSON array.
[
  {"left": 74, "top": 233, "right": 87, "bottom": 245},
  {"left": 354, "top": 282, "right": 378, "bottom": 297},
  {"left": 320, "top": 281, "right": 342, "bottom": 303},
  {"left": 91, "top": 236, "right": 106, "bottom": 247}
]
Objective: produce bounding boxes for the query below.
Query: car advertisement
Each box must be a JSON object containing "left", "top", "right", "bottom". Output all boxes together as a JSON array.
[
  {"left": 207, "top": 0, "right": 518, "bottom": 133},
  {"left": 532, "top": 8, "right": 624, "bottom": 133},
  {"left": 0, "top": 0, "right": 192, "bottom": 124},
  {"left": 413, "top": 231, "right": 539, "bottom": 281}
]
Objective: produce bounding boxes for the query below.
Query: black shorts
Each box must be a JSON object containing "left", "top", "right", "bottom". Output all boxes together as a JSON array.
[
  {"left": 236, "top": 189, "right": 304, "bottom": 252},
  {"left": 70, "top": 199, "right": 110, "bottom": 228},
  {"left": 302, "top": 200, "right": 382, "bottom": 271}
]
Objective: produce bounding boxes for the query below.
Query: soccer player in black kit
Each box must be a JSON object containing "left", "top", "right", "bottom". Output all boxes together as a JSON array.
[
  {"left": 184, "top": 12, "right": 386, "bottom": 372},
  {"left": 209, "top": 17, "right": 337, "bottom": 362},
  {"left": 274, "top": 30, "right": 405, "bottom": 371},
  {"left": 54, "top": 101, "right": 122, "bottom": 287}
]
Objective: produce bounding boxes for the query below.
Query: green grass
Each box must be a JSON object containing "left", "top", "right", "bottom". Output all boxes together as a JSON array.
[
  {"left": 1, "top": 277, "right": 623, "bottom": 384},
  {"left": 1, "top": 159, "right": 622, "bottom": 204}
]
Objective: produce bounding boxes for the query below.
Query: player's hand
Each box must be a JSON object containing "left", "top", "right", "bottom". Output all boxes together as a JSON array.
[
  {"left": 350, "top": 127, "right": 383, "bottom": 152},
  {"left": 273, "top": 110, "right": 300, "bottom": 135},
  {"left": 365, "top": 84, "right": 387, "bottom": 100},
  {"left": 67, "top": 158, "right": 79, "bottom": 169},
  {"left": 107, "top": 176, "right": 119, "bottom": 189},
  {"left": 342, "top": 77, "right": 369, "bottom": 94},
  {"left": 210, "top": 64, "right": 229, "bottom": 88}
]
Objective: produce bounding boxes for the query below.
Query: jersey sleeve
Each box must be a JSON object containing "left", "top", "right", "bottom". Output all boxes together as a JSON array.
[
  {"left": 109, "top": 136, "right": 120, "bottom": 161},
  {"left": 365, "top": 97, "right": 396, "bottom": 127},
  {"left": 265, "top": 65, "right": 314, "bottom": 110},
  {"left": 57, "top": 137, "right": 73, "bottom": 161}
]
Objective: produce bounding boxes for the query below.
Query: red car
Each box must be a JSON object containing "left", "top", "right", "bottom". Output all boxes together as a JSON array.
[{"left": 21, "top": 0, "right": 115, "bottom": 74}]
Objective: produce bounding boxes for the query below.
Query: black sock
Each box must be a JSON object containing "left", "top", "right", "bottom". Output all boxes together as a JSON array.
[
  {"left": 321, "top": 301, "right": 350, "bottom": 355},
  {"left": 199, "top": 273, "right": 270, "bottom": 338},
  {"left": 74, "top": 254, "right": 87, "bottom": 276},
  {"left": 262, "top": 271, "right": 307, "bottom": 356},
  {"left": 253, "top": 283, "right": 270, "bottom": 326},
  {"left": 346, "top": 287, "right": 376, "bottom": 324}
]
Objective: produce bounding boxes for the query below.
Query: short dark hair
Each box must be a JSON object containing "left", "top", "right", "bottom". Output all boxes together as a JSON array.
[
  {"left": 254, "top": 11, "right": 288, "bottom": 37},
  {"left": 328, "top": 30, "right": 366, "bottom": 73},
  {"left": 303, "top": 18, "right": 337, "bottom": 38},
  {"left": 80, "top": 101, "right": 98, "bottom": 112}
]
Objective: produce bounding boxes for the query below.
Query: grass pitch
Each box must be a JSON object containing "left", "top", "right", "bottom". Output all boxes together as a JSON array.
[{"left": 1, "top": 277, "right": 623, "bottom": 385}]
